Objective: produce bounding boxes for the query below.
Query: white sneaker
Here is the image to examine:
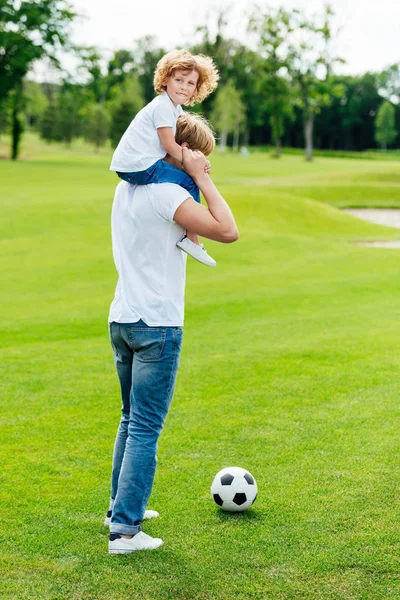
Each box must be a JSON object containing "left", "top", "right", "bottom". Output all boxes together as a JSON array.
[
  {"left": 104, "top": 509, "right": 159, "bottom": 527},
  {"left": 109, "top": 531, "right": 164, "bottom": 554},
  {"left": 176, "top": 235, "right": 216, "bottom": 267}
]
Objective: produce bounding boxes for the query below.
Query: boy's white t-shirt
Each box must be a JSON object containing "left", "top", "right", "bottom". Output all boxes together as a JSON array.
[
  {"left": 108, "top": 181, "right": 190, "bottom": 327},
  {"left": 110, "top": 92, "right": 183, "bottom": 173}
]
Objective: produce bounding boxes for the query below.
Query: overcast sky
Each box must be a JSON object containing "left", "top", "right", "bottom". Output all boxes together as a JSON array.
[{"left": 36, "top": 0, "right": 400, "bottom": 79}]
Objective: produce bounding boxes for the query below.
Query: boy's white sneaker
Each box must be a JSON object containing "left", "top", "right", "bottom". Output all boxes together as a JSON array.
[
  {"left": 176, "top": 235, "right": 216, "bottom": 267},
  {"left": 104, "top": 509, "right": 159, "bottom": 527},
  {"left": 109, "top": 532, "right": 164, "bottom": 554}
]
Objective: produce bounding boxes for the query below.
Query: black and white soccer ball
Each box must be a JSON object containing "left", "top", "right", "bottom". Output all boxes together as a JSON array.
[{"left": 211, "top": 467, "right": 258, "bottom": 512}]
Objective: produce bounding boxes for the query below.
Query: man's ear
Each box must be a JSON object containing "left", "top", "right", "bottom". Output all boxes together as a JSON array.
[{"left": 181, "top": 142, "right": 190, "bottom": 148}]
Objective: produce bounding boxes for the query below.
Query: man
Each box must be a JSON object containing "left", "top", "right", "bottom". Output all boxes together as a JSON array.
[{"left": 106, "top": 112, "right": 238, "bottom": 554}]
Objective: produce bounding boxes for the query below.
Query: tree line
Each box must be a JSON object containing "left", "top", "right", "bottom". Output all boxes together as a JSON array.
[{"left": 1, "top": 1, "right": 399, "bottom": 160}]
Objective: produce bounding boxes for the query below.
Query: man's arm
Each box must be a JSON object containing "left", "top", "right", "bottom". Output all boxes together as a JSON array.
[{"left": 173, "top": 149, "right": 239, "bottom": 243}]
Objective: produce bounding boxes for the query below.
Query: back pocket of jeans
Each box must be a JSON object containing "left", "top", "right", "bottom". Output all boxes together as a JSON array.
[{"left": 128, "top": 328, "right": 166, "bottom": 362}]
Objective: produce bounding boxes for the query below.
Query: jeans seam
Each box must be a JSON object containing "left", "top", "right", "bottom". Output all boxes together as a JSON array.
[
  {"left": 164, "top": 338, "right": 180, "bottom": 408},
  {"left": 109, "top": 323, "right": 120, "bottom": 359}
]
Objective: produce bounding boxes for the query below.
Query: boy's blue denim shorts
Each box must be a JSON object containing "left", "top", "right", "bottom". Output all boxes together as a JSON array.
[{"left": 117, "top": 159, "right": 200, "bottom": 204}]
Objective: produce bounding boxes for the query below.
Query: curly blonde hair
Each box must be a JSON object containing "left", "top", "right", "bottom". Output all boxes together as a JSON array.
[
  {"left": 175, "top": 112, "right": 215, "bottom": 156},
  {"left": 153, "top": 49, "right": 219, "bottom": 106}
]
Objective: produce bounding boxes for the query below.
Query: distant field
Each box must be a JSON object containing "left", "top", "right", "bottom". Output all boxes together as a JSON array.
[
  {"left": 2, "top": 133, "right": 400, "bottom": 209},
  {"left": 1, "top": 133, "right": 400, "bottom": 599}
]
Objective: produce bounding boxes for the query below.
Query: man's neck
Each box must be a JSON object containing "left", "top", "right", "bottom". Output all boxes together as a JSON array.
[{"left": 163, "top": 155, "right": 183, "bottom": 170}]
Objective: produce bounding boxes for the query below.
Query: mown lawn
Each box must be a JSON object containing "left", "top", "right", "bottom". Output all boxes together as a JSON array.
[{"left": 1, "top": 134, "right": 400, "bottom": 599}]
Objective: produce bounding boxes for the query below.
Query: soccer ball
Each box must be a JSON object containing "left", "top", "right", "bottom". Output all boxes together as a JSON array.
[{"left": 211, "top": 467, "right": 258, "bottom": 512}]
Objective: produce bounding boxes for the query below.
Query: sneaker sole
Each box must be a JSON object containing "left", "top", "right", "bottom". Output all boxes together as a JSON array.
[
  {"left": 109, "top": 541, "right": 164, "bottom": 554},
  {"left": 176, "top": 241, "right": 216, "bottom": 267}
]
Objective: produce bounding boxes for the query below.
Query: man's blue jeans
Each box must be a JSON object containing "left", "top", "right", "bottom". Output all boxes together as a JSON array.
[
  {"left": 109, "top": 320, "right": 183, "bottom": 535},
  {"left": 117, "top": 158, "right": 201, "bottom": 203}
]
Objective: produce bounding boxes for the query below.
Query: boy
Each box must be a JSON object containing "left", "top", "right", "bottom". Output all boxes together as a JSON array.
[{"left": 110, "top": 49, "right": 219, "bottom": 266}]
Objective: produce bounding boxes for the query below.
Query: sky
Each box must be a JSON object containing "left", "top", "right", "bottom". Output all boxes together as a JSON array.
[{"left": 35, "top": 0, "right": 400, "bottom": 79}]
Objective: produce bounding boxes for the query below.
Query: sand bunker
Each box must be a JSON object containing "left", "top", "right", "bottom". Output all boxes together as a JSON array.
[{"left": 343, "top": 209, "right": 400, "bottom": 248}]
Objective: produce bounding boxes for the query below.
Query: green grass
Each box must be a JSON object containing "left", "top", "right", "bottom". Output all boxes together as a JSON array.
[{"left": 1, "top": 133, "right": 400, "bottom": 599}]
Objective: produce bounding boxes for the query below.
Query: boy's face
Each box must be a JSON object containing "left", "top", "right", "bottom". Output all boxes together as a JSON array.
[{"left": 165, "top": 69, "right": 199, "bottom": 106}]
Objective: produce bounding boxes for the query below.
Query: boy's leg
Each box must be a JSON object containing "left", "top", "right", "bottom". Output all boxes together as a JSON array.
[
  {"left": 153, "top": 161, "right": 217, "bottom": 267},
  {"left": 116, "top": 163, "right": 158, "bottom": 186},
  {"left": 117, "top": 161, "right": 200, "bottom": 202},
  {"left": 117, "top": 161, "right": 200, "bottom": 201},
  {"left": 153, "top": 160, "right": 201, "bottom": 203}
]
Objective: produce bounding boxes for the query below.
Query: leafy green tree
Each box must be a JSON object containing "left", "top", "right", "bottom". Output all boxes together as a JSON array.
[
  {"left": 190, "top": 10, "right": 282, "bottom": 146},
  {"left": 83, "top": 103, "right": 110, "bottom": 150},
  {"left": 227, "top": 46, "right": 265, "bottom": 146},
  {"left": 375, "top": 100, "right": 397, "bottom": 150},
  {"left": 378, "top": 63, "right": 400, "bottom": 104},
  {"left": 39, "top": 86, "right": 82, "bottom": 146},
  {"left": 286, "top": 6, "right": 345, "bottom": 160},
  {"left": 106, "top": 49, "right": 135, "bottom": 98},
  {"left": 25, "top": 81, "right": 48, "bottom": 130},
  {"left": 132, "top": 37, "right": 165, "bottom": 105},
  {"left": 190, "top": 10, "right": 248, "bottom": 118},
  {"left": 313, "top": 73, "right": 383, "bottom": 151},
  {"left": 0, "top": 98, "right": 10, "bottom": 139},
  {"left": 0, "top": 0, "right": 76, "bottom": 158},
  {"left": 249, "top": 7, "right": 295, "bottom": 156},
  {"left": 76, "top": 47, "right": 107, "bottom": 103},
  {"left": 40, "top": 100, "right": 58, "bottom": 142},
  {"left": 10, "top": 82, "right": 24, "bottom": 159},
  {"left": 54, "top": 88, "right": 82, "bottom": 146},
  {"left": 211, "top": 80, "right": 245, "bottom": 151},
  {"left": 108, "top": 74, "right": 144, "bottom": 148}
]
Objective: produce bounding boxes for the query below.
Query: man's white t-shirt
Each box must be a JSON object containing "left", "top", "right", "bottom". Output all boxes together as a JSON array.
[
  {"left": 110, "top": 92, "right": 183, "bottom": 173},
  {"left": 108, "top": 181, "right": 190, "bottom": 327}
]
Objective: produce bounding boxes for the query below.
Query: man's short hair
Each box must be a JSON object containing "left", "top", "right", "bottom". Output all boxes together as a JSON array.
[{"left": 175, "top": 112, "right": 215, "bottom": 157}]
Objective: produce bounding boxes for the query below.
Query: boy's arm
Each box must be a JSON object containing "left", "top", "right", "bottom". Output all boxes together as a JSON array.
[
  {"left": 158, "top": 127, "right": 211, "bottom": 173},
  {"left": 157, "top": 127, "right": 186, "bottom": 164}
]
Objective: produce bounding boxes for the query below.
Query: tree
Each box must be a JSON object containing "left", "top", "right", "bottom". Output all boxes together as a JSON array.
[
  {"left": 39, "top": 86, "right": 82, "bottom": 146},
  {"left": 108, "top": 74, "right": 144, "bottom": 148},
  {"left": 40, "top": 100, "right": 58, "bottom": 142},
  {"left": 0, "top": 0, "right": 76, "bottom": 158},
  {"left": 9, "top": 82, "right": 24, "bottom": 159},
  {"left": 311, "top": 74, "right": 381, "bottom": 151},
  {"left": 106, "top": 49, "right": 135, "bottom": 98},
  {"left": 83, "top": 103, "right": 110, "bottom": 150},
  {"left": 211, "top": 80, "right": 245, "bottom": 151},
  {"left": 286, "top": 5, "right": 345, "bottom": 160},
  {"left": 375, "top": 101, "right": 397, "bottom": 150},
  {"left": 54, "top": 88, "right": 82, "bottom": 145},
  {"left": 133, "top": 37, "right": 165, "bottom": 105},
  {"left": 25, "top": 81, "right": 48, "bottom": 131},
  {"left": 189, "top": 9, "right": 263, "bottom": 144},
  {"left": 0, "top": 98, "right": 10, "bottom": 139},
  {"left": 77, "top": 47, "right": 107, "bottom": 103},
  {"left": 249, "top": 7, "right": 295, "bottom": 156},
  {"left": 378, "top": 63, "right": 400, "bottom": 104}
]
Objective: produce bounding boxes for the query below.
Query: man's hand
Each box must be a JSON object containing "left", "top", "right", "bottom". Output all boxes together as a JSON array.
[{"left": 182, "top": 147, "right": 208, "bottom": 181}]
